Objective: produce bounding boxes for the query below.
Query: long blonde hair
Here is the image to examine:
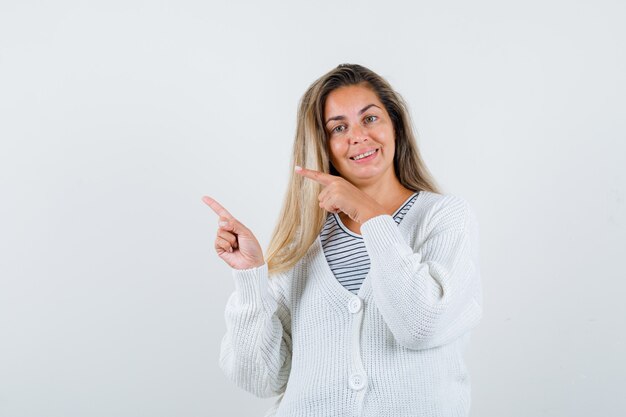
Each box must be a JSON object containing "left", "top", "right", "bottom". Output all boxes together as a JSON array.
[{"left": 265, "top": 63, "right": 441, "bottom": 276}]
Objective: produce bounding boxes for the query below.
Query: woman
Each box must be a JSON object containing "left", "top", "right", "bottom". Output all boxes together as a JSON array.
[{"left": 202, "top": 63, "right": 483, "bottom": 417}]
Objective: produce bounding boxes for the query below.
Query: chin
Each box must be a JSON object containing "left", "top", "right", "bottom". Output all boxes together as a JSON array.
[{"left": 344, "top": 172, "right": 381, "bottom": 184}]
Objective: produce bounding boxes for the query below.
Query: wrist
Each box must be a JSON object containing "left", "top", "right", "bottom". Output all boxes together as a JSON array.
[
  {"left": 358, "top": 205, "right": 388, "bottom": 224},
  {"left": 234, "top": 260, "right": 266, "bottom": 271}
]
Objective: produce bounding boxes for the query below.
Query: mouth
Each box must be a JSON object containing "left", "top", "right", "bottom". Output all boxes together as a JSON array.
[{"left": 350, "top": 148, "right": 379, "bottom": 163}]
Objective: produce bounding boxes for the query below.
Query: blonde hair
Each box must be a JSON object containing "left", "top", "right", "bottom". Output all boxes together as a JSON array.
[{"left": 265, "top": 63, "right": 441, "bottom": 276}]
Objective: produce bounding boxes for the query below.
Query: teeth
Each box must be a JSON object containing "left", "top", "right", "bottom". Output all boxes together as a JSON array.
[{"left": 353, "top": 149, "right": 376, "bottom": 160}]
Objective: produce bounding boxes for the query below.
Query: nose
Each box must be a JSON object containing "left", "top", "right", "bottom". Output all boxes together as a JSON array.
[{"left": 350, "top": 124, "right": 369, "bottom": 144}]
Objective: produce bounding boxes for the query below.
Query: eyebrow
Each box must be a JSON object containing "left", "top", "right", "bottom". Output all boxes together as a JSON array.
[{"left": 325, "top": 104, "right": 381, "bottom": 126}]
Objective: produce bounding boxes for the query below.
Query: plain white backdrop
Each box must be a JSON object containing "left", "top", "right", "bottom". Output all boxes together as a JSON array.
[{"left": 1, "top": 1, "right": 624, "bottom": 416}]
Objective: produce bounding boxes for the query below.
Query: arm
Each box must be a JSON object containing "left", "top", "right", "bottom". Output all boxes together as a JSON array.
[
  {"left": 218, "top": 263, "right": 292, "bottom": 397},
  {"left": 360, "top": 195, "right": 482, "bottom": 350}
]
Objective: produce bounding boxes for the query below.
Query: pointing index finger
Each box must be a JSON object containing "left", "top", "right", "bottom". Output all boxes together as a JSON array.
[
  {"left": 294, "top": 166, "right": 334, "bottom": 186},
  {"left": 202, "top": 196, "right": 234, "bottom": 219}
]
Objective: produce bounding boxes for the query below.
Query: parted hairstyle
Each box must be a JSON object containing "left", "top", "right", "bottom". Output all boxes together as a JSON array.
[{"left": 265, "top": 63, "right": 441, "bottom": 276}]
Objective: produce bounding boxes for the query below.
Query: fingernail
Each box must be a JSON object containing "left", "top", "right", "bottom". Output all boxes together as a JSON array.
[
  {"left": 219, "top": 221, "right": 228, "bottom": 227},
  {"left": 228, "top": 247, "right": 233, "bottom": 253},
  {"left": 294, "top": 165, "right": 302, "bottom": 171}
]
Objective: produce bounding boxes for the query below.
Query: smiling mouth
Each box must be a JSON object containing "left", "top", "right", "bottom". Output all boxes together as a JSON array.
[{"left": 350, "top": 148, "right": 379, "bottom": 162}]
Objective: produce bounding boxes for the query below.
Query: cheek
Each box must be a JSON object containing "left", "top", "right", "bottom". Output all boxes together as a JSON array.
[
  {"left": 329, "top": 142, "right": 346, "bottom": 162},
  {"left": 379, "top": 128, "right": 396, "bottom": 151}
]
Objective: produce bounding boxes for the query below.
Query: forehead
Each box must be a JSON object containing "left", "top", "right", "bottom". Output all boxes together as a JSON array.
[{"left": 324, "top": 84, "right": 383, "bottom": 116}]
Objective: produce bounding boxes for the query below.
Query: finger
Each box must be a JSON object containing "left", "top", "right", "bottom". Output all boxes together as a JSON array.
[
  {"left": 202, "top": 196, "right": 234, "bottom": 219},
  {"left": 217, "top": 229, "right": 238, "bottom": 248},
  {"left": 217, "top": 215, "right": 249, "bottom": 237},
  {"left": 215, "top": 236, "right": 234, "bottom": 253},
  {"left": 318, "top": 192, "right": 327, "bottom": 207},
  {"left": 217, "top": 216, "right": 231, "bottom": 228},
  {"left": 318, "top": 186, "right": 329, "bottom": 202},
  {"left": 318, "top": 197, "right": 332, "bottom": 213},
  {"left": 319, "top": 193, "right": 340, "bottom": 214},
  {"left": 294, "top": 166, "right": 335, "bottom": 186}
]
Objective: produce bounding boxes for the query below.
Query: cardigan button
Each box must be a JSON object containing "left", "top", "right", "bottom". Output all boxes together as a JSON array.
[
  {"left": 349, "top": 373, "right": 367, "bottom": 391},
  {"left": 348, "top": 297, "right": 362, "bottom": 314}
]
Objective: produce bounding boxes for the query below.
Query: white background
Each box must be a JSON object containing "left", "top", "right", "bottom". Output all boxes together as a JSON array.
[{"left": 1, "top": 1, "right": 624, "bottom": 416}]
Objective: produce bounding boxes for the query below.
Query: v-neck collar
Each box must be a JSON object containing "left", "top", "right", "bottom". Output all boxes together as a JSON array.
[
  {"left": 331, "top": 192, "right": 419, "bottom": 239},
  {"left": 313, "top": 190, "right": 424, "bottom": 300}
]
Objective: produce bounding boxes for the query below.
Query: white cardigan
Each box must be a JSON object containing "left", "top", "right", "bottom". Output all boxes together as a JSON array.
[{"left": 219, "top": 190, "right": 483, "bottom": 417}]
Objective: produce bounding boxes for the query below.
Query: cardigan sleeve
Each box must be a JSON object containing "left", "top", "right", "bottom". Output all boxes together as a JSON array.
[
  {"left": 218, "top": 263, "right": 292, "bottom": 398},
  {"left": 360, "top": 194, "right": 482, "bottom": 350}
]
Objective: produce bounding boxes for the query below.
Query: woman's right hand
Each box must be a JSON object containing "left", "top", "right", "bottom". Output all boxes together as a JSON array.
[{"left": 202, "top": 196, "right": 265, "bottom": 270}]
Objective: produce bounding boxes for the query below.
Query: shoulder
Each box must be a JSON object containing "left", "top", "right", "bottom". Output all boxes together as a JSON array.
[{"left": 414, "top": 191, "right": 477, "bottom": 235}]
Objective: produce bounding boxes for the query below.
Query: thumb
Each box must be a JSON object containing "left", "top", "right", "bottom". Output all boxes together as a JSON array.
[{"left": 219, "top": 217, "right": 250, "bottom": 237}]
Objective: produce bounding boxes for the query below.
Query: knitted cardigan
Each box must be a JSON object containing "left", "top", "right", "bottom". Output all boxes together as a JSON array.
[{"left": 219, "top": 190, "right": 483, "bottom": 417}]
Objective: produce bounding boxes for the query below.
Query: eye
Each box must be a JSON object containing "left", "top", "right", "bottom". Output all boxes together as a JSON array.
[
  {"left": 331, "top": 125, "right": 346, "bottom": 134},
  {"left": 364, "top": 115, "right": 378, "bottom": 123}
]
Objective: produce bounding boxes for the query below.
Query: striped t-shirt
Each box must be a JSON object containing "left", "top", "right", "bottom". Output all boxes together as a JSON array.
[{"left": 320, "top": 191, "right": 420, "bottom": 294}]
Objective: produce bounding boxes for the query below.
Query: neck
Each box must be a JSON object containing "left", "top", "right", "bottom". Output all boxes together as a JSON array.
[{"left": 352, "top": 171, "right": 414, "bottom": 215}]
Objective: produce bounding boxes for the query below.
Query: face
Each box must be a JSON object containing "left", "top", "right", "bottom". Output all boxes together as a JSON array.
[{"left": 323, "top": 84, "right": 396, "bottom": 188}]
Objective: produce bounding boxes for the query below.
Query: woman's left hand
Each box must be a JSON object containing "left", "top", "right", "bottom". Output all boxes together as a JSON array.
[{"left": 295, "top": 166, "right": 387, "bottom": 224}]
